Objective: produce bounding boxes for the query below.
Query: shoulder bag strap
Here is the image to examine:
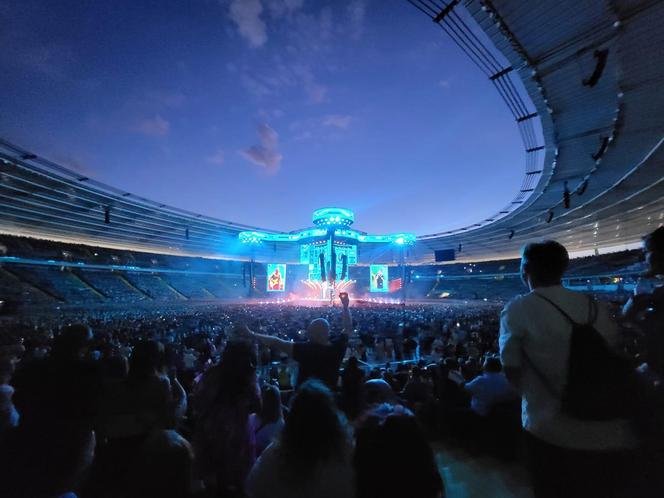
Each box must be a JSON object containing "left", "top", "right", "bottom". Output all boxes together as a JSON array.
[
  {"left": 586, "top": 296, "right": 598, "bottom": 325},
  {"left": 534, "top": 292, "right": 578, "bottom": 325}
]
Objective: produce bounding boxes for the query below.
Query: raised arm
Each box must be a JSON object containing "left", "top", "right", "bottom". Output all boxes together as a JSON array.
[
  {"left": 251, "top": 330, "right": 294, "bottom": 357},
  {"left": 339, "top": 292, "right": 353, "bottom": 336}
]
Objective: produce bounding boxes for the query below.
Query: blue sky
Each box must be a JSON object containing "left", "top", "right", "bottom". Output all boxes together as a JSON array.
[{"left": 0, "top": 0, "right": 523, "bottom": 235}]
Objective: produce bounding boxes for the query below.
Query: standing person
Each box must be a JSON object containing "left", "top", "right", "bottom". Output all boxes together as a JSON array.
[
  {"left": 622, "top": 227, "right": 664, "bottom": 376},
  {"left": 499, "top": 240, "right": 641, "bottom": 498},
  {"left": 255, "top": 384, "right": 284, "bottom": 456},
  {"left": 340, "top": 356, "right": 365, "bottom": 419},
  {"left": 246, "top": 380, "right": 355, "bottom": 498},
  {"left": 192, "top": 339, "right": 260, "bottom": 496},
  {"left": 249, "top": 293, "right": 352, "bottom": 389},
  {"left": 3, "top": 324, "right": 99, "bottom": 498},
  {"left": 354, "top": 403, "right": 443, "bottom": 498}
]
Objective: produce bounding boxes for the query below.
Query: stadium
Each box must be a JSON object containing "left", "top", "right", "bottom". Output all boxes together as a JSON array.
[{"left": 0, "top": 1, "right": 663, "bottom": 497}]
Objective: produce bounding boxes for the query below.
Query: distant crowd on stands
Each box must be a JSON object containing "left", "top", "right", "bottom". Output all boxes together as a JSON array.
[{"left": 0, "top": 226, "right": 662, "bottom": 498}]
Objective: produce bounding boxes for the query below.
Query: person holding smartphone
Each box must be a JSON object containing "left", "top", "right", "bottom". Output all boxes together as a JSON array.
[{"left": 247, "top": 293, "right": 353, "bottom": 389}]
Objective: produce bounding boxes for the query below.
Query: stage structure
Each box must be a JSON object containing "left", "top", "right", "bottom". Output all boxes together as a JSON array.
[{"left": 239, "top": 208, "right": 415, "bottom": 302}]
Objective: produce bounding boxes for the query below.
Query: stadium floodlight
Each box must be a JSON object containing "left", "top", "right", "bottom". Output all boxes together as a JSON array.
[
  {"left": 239, "top": 231, "right": 267, "bottom": 245},
  {"left": 312, "top": 207, "right": 355, "bottom": 227},
  {"left": 391, "top": 233, "right": 415, "bottom": 246}
]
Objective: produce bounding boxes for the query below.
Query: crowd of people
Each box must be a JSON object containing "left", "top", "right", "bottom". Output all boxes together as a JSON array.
[{"left": 0, "top": 227, "right": 662, "bottom": 498}]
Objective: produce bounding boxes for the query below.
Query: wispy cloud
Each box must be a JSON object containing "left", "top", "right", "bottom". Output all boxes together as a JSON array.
[
  {"left": 438, "top": 79, "right": 451, "bottom": 89},
  {"left": 347, "top": 0, "right": 366, "bottom": 40},
  {"left": 240, "top": 123, "right": 283, "bottom": 173},
  {"left": 265, "top": 0, "right": 304, "bottom": 18},
  {"left": 228, "top": 0, "right": 267, "bottom": 48},
  {"left": 323, "top": 114, "right": 353, "bottom": 129},
  {"left": 133, "top": 115, "right": 170, "bottom": 137},
  {"left": 239, "top": 60, "right": 327, "bottom": 105},
  {"left": 207, "top": 149, "right": 225, "bottom": 165}
]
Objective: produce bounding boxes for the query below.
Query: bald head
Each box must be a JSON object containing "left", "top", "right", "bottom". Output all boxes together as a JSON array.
[{"left": 307, "top": 318, "right": 330, "bottom": 345}]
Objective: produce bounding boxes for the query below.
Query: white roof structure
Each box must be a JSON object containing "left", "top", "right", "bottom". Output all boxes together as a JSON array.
[{"left": 1, "top": 0, "right": 662, "bottom": 263}]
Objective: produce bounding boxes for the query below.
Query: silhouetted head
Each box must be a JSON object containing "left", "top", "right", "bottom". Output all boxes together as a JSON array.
[
  {"left": 643, "top": 227, "right": 664, "bottom": 276},
  {"left": 306, "top": 318, "right": 330, "bottom": 345},
  {"left": 521, "top": 240, "right": 569, "bottom": 289},
  {"left": 124, "top": 430, "right": 194, "bottom": 498},
  {"left": 129, "top": 340, "right": 165, "bottom": 382},
  {"left": 354, "top": 403, "right": 443, "bottom": 498},
  {"left": 215, "top": 339, "right": 257, "bottom": 404},
  {"left": 278, "top": 379, "right": 348, "bottom": 478},
  {"left": 364, "top": 379, "right": 397, "bottom": 405},
  {"left": 51, "top": 324, "right": 92, "bottom": 361}
]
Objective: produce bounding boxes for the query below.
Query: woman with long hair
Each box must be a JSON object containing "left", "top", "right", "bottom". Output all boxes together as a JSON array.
[
  {"left": 255, "top": 384, "right": 284, "bottom": 456},
  {"left": 246, "top": 379, "right": 354, "bottom": 498},
  {"left": 192, "top": 339, "right": 260, "bottom": 496},
  {"left": 354, "top": 403, "right": 444, "bottom": 498}
]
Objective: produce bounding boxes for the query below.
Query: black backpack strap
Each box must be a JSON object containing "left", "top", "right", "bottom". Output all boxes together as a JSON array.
[
  {"left": 534, "top": 293, "right": 578, "bottom": 325},
  {"left": 534, "top": 293, "right": 598, "bottom": 326},
  {"left": 524, "top": 292, "right": 598, "bottom": 401},
  {"left": 586, "top": 296, "right": 598, "bottom": 325}
]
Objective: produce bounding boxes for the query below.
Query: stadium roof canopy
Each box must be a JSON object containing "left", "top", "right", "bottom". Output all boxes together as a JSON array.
[
  {"left": 1, "top": 0, "right": 663, "bottom": 264},
  {"left": 408, "top": 0, "right": 664, "bottom": 262}
]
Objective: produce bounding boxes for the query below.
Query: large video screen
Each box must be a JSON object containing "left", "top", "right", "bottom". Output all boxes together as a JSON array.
[
  {"left": 369, "top": 264, "right": 388, "bottom": 293},
  {"left": 267, "top": 263, "right": 287, "bottom": 292},
  {"left": 301, "top": 244, "right": 357, "bottom": 281}
]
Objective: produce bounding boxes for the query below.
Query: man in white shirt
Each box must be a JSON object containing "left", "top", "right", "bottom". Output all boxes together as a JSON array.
[{"left": 500, "top": 240, "right": 642, "bottom": 498}]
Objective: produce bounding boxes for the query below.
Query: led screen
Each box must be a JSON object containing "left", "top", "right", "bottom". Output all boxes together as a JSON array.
[
  {"left": 301, "top": 244, "right": 356, "bottom": 281},
  {"left": 267, "top": 263, "right": 287, "bottom": 292},
  {"left": 369, "top": 264, "right": 388, "bottom": 293}
]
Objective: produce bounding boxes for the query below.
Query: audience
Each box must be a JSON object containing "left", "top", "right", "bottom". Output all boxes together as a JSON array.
[{"left": 1, "top": 234, "right": 662, "bottom": 497}]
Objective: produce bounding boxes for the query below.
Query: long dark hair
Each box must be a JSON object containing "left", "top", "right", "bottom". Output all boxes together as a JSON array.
[
  {"left": 259, "top": 384, "right": 283, "bottom": 426},
  {"left": 214, "top": 339, "right": 257, "bottom": 405},
  {"left": 354, "top": 404, "right": 443, "bottom": 498},
  {"left": 128, "top": 340, "right": 165, "bottom": 383},
  {"left": 278, "top": 379, "right": 349, "bottom": 478}
]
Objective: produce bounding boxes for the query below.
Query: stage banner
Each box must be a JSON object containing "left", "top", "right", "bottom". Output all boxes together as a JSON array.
[
  {"left": 267, "top": 263, "right": 287, "bottom": 292},
  {"left": 369, "top": 264, "right": 388, "bottom": 292}
]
